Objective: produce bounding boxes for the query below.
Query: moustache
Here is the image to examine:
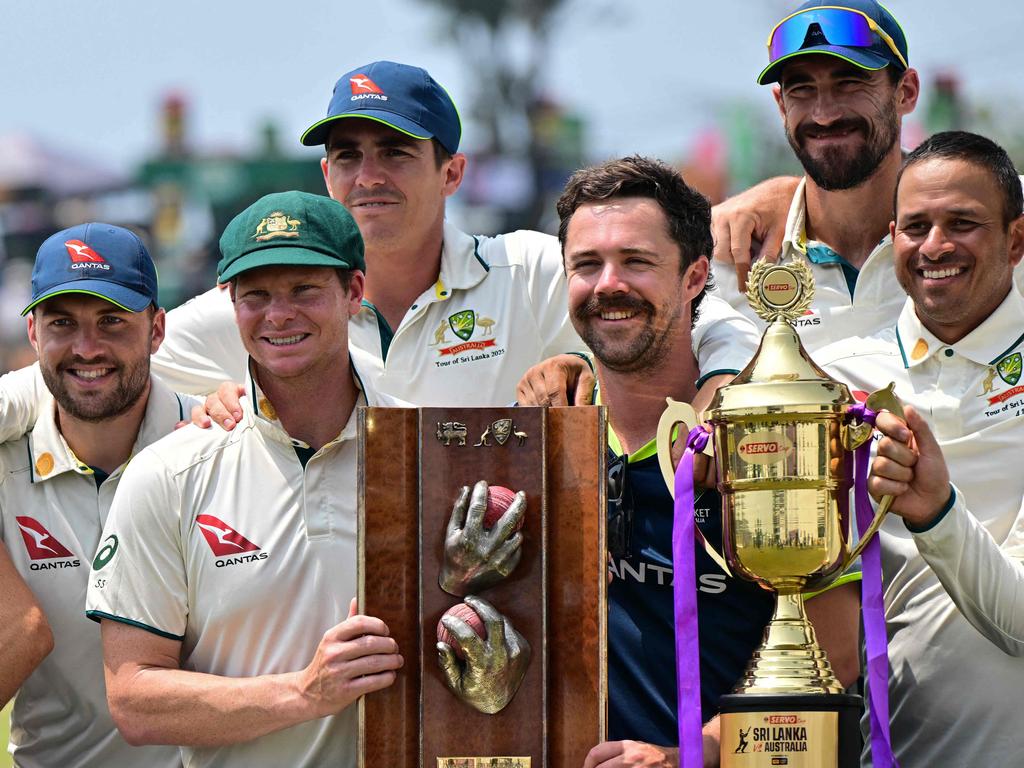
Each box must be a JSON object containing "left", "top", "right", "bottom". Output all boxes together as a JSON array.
[
  {"left": 573, "top": 295, "right": 655, "bottom": 320},
  {"left": 795, "top": 117, "right": 869, "bottom": 143}
]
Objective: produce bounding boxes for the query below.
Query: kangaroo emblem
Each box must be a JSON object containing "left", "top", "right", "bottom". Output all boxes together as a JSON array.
[
  {"left": 474, "top": 424, "right": 493, "bottom": 447},
  {"left": 432, "top": 321, "right": 449, "bottom": 345},
  {"left": 979, "top": 366, "right": 998, "bottom": 396}
]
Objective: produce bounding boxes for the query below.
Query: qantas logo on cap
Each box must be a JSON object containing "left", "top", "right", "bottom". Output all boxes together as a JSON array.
[
  {"left": 16, "top": 516, "right": 81, "bottom": 570},
  {"left": 349, "top": 73, "right": 388, "bottom": 103},
  {"left": 65, "top": 240, "right": 105, "bottom": 263},
  {"left": 350, "top": 75, "right": 383, "bottom": 94},
  {"left": 65, "top": 240, "right": 111, "bottom": 271}
]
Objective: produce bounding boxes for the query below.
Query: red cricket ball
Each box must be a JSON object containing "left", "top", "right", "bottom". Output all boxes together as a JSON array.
[
  {"left": 483, "top": 485, "right": 523, "bottom": 531},
  {"left": 437, "top": 603, "right": 487, "bottom": 660}
]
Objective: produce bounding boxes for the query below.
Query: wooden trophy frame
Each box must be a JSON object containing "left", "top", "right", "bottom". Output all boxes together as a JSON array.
[{"left": 359, "top": 406, "right": 607, "bottom": 768}]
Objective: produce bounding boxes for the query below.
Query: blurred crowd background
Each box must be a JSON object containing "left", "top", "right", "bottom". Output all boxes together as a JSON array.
[{"left": 2, "top": 0, "right": 1023, "bottom": 375}]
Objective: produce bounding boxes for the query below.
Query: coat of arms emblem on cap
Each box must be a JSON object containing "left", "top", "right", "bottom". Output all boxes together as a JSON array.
[{"left": 253, "top": 212, "right": 302, "bottom": 241}]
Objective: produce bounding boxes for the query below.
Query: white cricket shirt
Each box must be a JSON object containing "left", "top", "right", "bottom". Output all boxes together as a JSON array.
[
  {"left": 713, "top": 176, "right": 1024, "bottom": 353},
  {"left": 0, "top": 377, "right": 188, "bottom": 768},
  {"left": 149, "top": 221, "right": 759, "bottom": 400},
  {"left": 86, "top": 353, "right": 396, "bottom": 768},
  {"left": 817, "top": 286, "right": 1024, "bottom": 766}
]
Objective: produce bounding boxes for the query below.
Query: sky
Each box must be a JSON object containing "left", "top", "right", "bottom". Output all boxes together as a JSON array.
[{"left": 5, "top": 0, "right": 1024, "bottom": 176}]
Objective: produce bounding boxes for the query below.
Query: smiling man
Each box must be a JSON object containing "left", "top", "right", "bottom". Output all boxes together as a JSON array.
[
  {"left": 710, "top": 0, "right": 921, "bottom": 351},
  {"left": 558, "top": 157, "right": 859, "bottom": 768},
  {"left": 0, "top": 224, "right": 185, "bottom": 767},
  {"left": 147, "top": 60, "right": 756, "bottom": 411},
  {"left": 1, "top": 62, "right": 758, "bottom": 434},
  {"left": 85, "top": 192, "right": 403, "bottom": 768},
  {"left": 709, "top": 1, "right": 1024, "bottom": 338},
  {"left": 815, "top": 131, "right": 1024, "bottom": 767}
]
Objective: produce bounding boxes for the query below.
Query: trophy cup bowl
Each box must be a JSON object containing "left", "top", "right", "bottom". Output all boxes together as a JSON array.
[{"left": 656, "top": 259, "right": 893, "bottom": 767}]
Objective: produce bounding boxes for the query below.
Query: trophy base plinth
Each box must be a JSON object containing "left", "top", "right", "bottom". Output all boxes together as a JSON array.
[{"left": 718, "top": 692, "right": 860, "bottom": 768}]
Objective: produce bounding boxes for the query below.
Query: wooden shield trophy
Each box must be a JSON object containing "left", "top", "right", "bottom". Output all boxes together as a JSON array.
[{"left": 359, "top": 406, "right": 607, "bottom": 768}]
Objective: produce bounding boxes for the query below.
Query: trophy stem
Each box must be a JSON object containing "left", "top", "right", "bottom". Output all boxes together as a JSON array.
[{"left": 732, "top": 592, "right": 843, "bottom": 695}]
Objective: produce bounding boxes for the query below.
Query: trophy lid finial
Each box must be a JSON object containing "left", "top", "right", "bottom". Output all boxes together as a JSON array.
[{"left": 745, "top": 257, "right": 814, "bottom": 324}]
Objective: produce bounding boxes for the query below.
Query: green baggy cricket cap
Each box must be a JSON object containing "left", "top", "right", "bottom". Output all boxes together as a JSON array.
[{"left": 218, "top": 191, "right": 365, "bottom": 282}]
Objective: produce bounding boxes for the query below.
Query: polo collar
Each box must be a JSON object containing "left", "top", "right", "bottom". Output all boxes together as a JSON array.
[
  {"left": 434, "top": 220, "right": 490, "bottom": 299},
  {"left": 28, "top": 375, "right": 185, "bottom": 484},
  {"left": 896, "top": 287, "right": 1024, "bottom": 369},
  {"left": 783, "top": 176, "right": 892, "bottom": 261},
  {"left": 245, "top": 348, "right": 379, "bottom": 448}
]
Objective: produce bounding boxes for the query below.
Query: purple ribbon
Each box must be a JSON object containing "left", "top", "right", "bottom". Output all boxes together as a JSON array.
[
  {"left": 673, "top": 425, "right": 711, "bottom": 768},
  {"left": 848, "top": 403, "right": 898, "bottom": 768}
]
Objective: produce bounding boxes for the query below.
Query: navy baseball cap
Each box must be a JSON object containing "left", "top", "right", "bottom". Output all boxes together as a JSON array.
[
  {"left": 23, "top": 223, "right": 158, "bottom": 315},
  {"left": 300, "top": 60, "right": 461, "bottom": 153},
  {"left": 758, "top": 1, "right": 909, "bottom": 85}
]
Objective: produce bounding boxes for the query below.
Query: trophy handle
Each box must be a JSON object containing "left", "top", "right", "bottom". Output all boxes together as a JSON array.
[
  {"left": 656, "top": 398, "right": 732, "bottom": 576},
  {"left": 844, "top": 383, "right": 905, "bottom": 566}
]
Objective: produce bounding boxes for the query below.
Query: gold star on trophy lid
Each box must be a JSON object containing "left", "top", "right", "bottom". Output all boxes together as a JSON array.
[{"left": 745, "top": 257, "right": 815, "bottom": 323}]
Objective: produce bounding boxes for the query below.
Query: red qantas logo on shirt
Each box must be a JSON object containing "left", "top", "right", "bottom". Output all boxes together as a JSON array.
[
  {"left": 195, "top": 515, "right": 261, "bottom": 556},
  {"left": 64, "top": 240, "right": 106, "bottom": 263},
  {"left": 15, "top": 516, "right": 75, "bottom": 559},
  {"left": 349, "top": 75, "right": 383, "bottom": 94}
]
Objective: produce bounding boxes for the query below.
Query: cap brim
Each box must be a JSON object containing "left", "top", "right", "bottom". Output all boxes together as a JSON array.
[
  {"left": 22, "top": 280, "right": 152, "bottom": 316},
  {"left": 218, "top": 247, "right": 362, "bottom": 283},
  {"left": 300, "top": 111, "right": 432, "bottom": 147},
  {"left": 757, "top": 46, "right": 891, "bottom": 85}
]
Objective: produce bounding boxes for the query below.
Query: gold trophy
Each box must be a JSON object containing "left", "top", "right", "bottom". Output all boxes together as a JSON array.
[{"left": 657, "top": 258, "right": 901, "bottom": 768}]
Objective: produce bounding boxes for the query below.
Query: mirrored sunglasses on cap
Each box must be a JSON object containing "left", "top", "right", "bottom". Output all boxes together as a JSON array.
[{"left": 767, "top": 5, "right": 908, "bottom": 71}]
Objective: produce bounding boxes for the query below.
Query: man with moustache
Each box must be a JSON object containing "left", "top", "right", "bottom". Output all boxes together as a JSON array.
[
  {"left": 710, "top": 1, "right": 1024, "bottom": 329},
  {"left": 709, "top": 0, "right": 925, "bottom": 351},
  {"left": 0, "top": 63, "right": 755, "bottom": 432},
  {"left": 815, "top": 131, "right": 1024, "bottom": 766},
  {"left": 85, "top": 193, "right": 403, "bottom": 768},
  {"left": 553, "top": 157, "right": 858, "bottom": 768},
  {"left": 147, "top": 61, "right": 755, "bottom": 411},
  {"left": 0, "top": 224, "right": 184, "bottom": 767}
]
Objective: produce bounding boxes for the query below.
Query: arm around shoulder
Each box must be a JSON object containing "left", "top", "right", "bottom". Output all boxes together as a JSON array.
[{"left": 0, "top": 363, "right": 46, "bottom": 443}]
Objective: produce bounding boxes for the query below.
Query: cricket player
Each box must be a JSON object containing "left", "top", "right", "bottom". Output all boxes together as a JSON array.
[{"left": 85, "top": 193, "right": 403, "bottom": 768}]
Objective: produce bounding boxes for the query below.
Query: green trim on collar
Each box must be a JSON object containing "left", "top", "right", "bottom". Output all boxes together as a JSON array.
[
  {"left": 597, "top": 387, "right": 671, "bottom": 463},
  {"left": 806, "top": 244, "right": 859, "bottom": 298},
  {"left": 605, "top": 424, "right": 666, "bottom": 463},
  {"left": 990, "top": 329, "right": 1024, "bottom": 366},
  {"left": 85, "top": 610, "right": 185, "bottom": 641},
  {"left": 895, "top": 327, "right": 909, "bottom": 369},
  {"left": 360, "top": 299, "right": 395, "bottom": 362},
  {"left": 249, "top": 368, "right": 262, "bottom": 417},
  {"left": 472, "top": 236, "right": 490, "bottom": 271}
]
